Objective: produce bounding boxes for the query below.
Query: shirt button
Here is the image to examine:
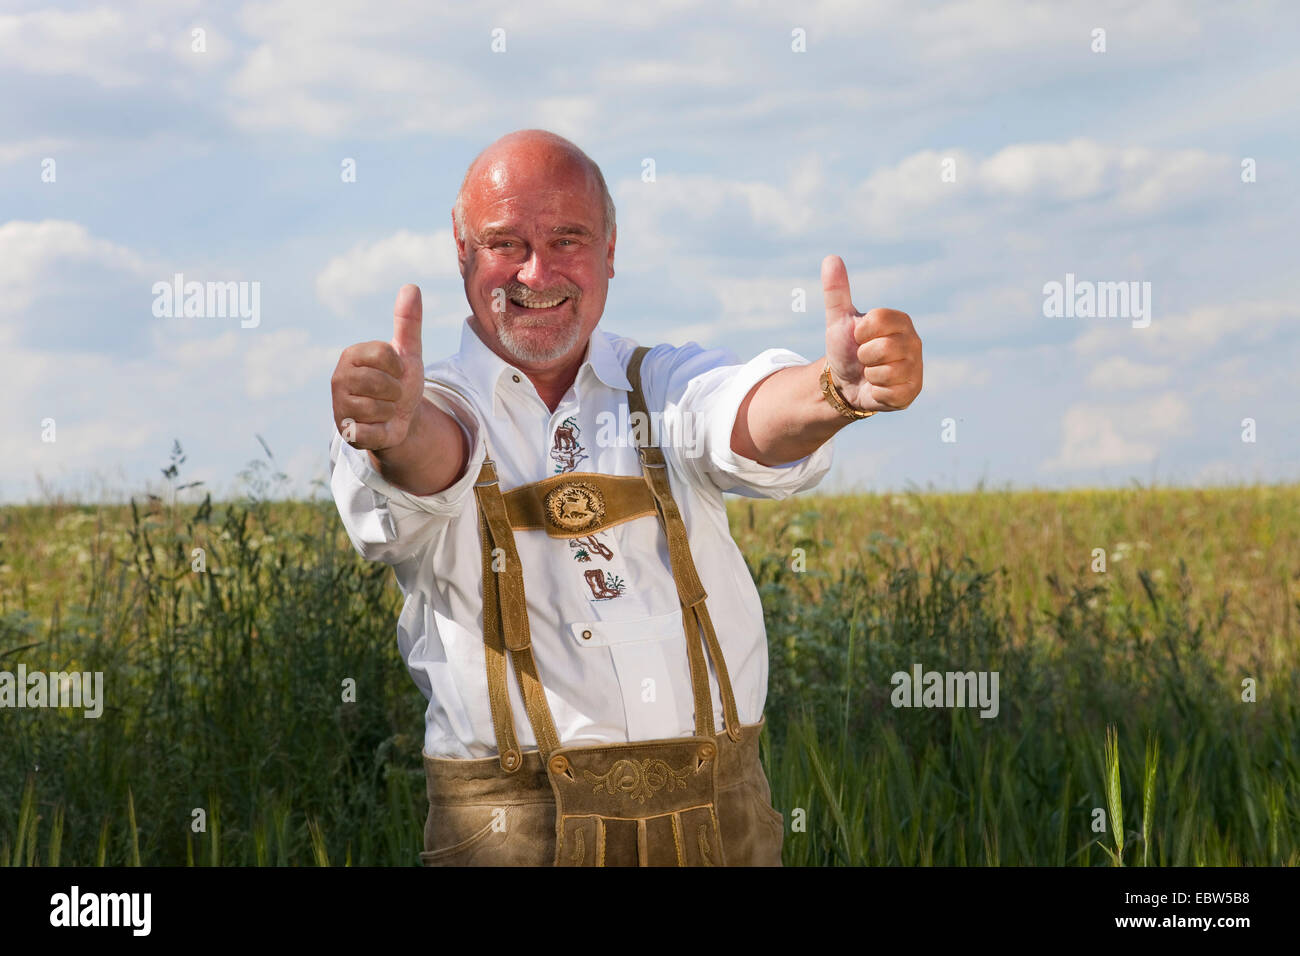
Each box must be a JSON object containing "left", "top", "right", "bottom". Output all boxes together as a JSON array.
[
  {"left": 581, "top": 629, "right": 592, "bottom": 640},
  {"left": 511, "top": 374, "right": 521, "bottom": 383}
]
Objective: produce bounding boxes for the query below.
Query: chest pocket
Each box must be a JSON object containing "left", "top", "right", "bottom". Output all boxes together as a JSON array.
[{"left": 567, "top": 609, "right": 693, "bottom": 741}]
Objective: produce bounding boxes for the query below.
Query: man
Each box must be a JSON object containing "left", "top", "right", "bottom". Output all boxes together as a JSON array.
[{"left": 328, "top": 129, "right": 922, "bottom": 866}]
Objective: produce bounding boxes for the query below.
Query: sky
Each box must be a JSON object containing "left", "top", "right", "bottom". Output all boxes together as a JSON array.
[{"left": 2, "top": 0, "right": 1297, "bottom": 504}]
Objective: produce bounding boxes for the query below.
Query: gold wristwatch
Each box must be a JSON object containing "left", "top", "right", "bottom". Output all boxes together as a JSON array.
[{"left": 820, "top": 361, "right": 875, "bottom": 420}]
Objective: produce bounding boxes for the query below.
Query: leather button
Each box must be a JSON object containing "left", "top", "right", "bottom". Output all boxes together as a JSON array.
[
  {"left": 502, "top": 750, "right": 520, "bottom": 770},
  {"left": 549, "top": 755, "right": 570, "bottom": 775},
  {"left": 581, "top": 629, "right": 592, "bottom": 640},
  {"left": 698, "top": 742, "right": 716, "bottom": 760}
]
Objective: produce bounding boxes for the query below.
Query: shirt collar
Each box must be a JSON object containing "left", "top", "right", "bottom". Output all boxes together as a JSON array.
[{"left": 455, "top": 316, "right": 631, "bottom": 418}]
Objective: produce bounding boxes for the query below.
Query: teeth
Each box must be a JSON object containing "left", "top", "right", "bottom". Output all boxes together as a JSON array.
[{"left": 510, "top": 295, "right": 568, "bottom": 309}]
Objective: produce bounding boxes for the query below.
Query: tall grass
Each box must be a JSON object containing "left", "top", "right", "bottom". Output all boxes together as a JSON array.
[
  {"left": 747, "top": 500, "right": 1299, "bottom": 866},
  {"left": 1, "top": 452, "right": 1297, "bottom": 865},
  {"left": 2, "top": 447, "right": 426, "bottom": 865}
]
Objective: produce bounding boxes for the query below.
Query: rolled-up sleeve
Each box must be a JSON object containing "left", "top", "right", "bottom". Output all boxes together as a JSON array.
[
  {"left": 328, "top": 380, "right": 485, "bottom": 565},
  {"left": 657, "top": 343, "right": 834, "bottom": 500}
]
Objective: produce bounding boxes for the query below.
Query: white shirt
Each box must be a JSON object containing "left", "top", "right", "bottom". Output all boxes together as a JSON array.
[{"left": 328, "top": 318, "right": 833, "bottom": 759}]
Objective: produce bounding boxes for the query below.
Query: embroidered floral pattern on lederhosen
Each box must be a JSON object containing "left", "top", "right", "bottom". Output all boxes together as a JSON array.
[{"left": 465, "top": 345, "right": 749, "bottom": 866}]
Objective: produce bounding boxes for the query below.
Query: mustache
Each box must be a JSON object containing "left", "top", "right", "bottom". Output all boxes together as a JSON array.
[{"left": 504, "top": 281, "right": 580, "bottom": 303}]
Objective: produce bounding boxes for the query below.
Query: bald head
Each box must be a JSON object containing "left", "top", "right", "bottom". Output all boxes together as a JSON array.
[
  {"left": 452, "top": 129, "right": 615, "bottom": 245},
  {"left": 452, "top": 129, "right": 617, "bottom": 375}
]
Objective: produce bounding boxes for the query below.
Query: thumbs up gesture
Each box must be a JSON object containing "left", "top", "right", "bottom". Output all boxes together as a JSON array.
[
  {"left": 331, "top": 284, "right": 428, "bottom": 450},
  {"left": 822, "top": 255, "right": 922, "bottom": 414}
]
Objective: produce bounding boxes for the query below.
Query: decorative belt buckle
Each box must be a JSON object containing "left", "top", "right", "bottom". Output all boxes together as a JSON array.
[{"left": 544, "top": 480, "right": 606, "bottom": 534}]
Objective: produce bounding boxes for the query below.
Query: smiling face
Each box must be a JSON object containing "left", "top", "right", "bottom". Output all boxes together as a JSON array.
[{"left": 454, "top": 133, "right": 616, "bottom": 370}]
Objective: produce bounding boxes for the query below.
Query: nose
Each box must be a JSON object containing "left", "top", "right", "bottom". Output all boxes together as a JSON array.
[{"left": 515, "top": 246, "right": 561, "bottom": 289}]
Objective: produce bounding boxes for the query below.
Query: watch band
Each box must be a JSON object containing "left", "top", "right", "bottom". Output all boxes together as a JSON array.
[{"left": 819, "top": 361, "right": 876, "bottom": 420}]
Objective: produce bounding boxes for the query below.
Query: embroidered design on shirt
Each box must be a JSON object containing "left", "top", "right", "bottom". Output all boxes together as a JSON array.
[
  {"left": 584, "top": 757, "right": 692, "bottom": 803},
  {"left": 584, "top": 569, "right": 626, "bottom": 601},
  {"left": 550, "top": 416, "right": 588, "bottom": 473},
  {"left": 570, "top": 533, "right": 613, "bottom": 563},
  {"left": 571, "top": 532, "right": 627, "bottom": 600}
]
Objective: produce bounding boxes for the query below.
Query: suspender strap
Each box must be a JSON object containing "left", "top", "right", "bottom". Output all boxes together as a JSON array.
[
  {"left": 475, "top": 504, "right": 521, "bottom": 771},
  {"left": 635, "top": 446, "right": 707, "bottom": 607},
  {"left": 475, "top": 456, "right": 562, "bottom": 766},
  {"left": 624, "top": 347, "right": 743, "bottom": 742}
]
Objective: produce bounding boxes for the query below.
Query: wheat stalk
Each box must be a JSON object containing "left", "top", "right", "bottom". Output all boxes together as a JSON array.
[
  {"left": 1141, "top": 733, "right": 1160, "bottom": 866},
  {"left": 1102, "top": 725, "right": 1124, "bottom": 866}
]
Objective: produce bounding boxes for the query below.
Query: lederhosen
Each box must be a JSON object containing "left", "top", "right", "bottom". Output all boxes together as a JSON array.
[{"left": 419, "top": 346, "right": 785, "bottom": 866}]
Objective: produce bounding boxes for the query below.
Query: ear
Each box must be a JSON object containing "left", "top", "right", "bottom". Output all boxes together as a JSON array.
[
  {"left": 452, "top": 210, "right": 467, "bottom": 278},
  {"left": 606, "top": 224, "right": 616, "bottom": 279}
]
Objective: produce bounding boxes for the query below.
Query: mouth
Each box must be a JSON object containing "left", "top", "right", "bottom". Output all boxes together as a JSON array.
[{"left": 508, "top": 293, "right": 571, "bottom": 313}]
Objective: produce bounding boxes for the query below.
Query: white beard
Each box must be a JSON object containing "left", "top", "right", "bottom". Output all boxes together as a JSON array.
[{"left": 496, "top": 313, "right": 585, "bottom": 364}]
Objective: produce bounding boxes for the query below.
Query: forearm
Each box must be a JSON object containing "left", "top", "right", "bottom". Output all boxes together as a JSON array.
[
  {"left": 367, "top": 397, "right": 469, "bottom": 497},
  {"left": 729, "top": 358, "right": 856, "bottom": 466}
]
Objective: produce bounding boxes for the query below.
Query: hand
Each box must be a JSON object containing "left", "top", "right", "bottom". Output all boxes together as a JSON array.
[
  {"left": 822, "top": 254, "right": 923, "bottom": 413},
  {"left": 330, "top": 284, "right": 428, "bottom": 451}
]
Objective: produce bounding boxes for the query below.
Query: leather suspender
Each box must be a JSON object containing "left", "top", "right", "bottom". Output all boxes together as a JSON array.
[{"left": 624, "top": 347, "right": 742, "bottom": 744}]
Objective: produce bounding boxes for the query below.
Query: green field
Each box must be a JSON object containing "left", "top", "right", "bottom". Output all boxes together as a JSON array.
[{"left": 2, "top": 460, "right": 1297, "bottom": 866}]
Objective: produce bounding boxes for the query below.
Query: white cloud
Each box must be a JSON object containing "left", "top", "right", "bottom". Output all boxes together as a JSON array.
[
  {"left": 1143, "top": 393, "right": 1191, "bottom": 433},
  {"left": 1044, "top": 407, "right": 1158, "bottom": 470},
  {"left": 593, "top": 58, "right": 740, "bottom": 89},
  {"left": 0, "top": 3, "right": 220, "bottom": 89},
  {"left": 849, "top": 149, "right": 977, "bottom": 236},
  {"left": 0, "top": 219, "right": 154, "bottom": 321},
  {"left": 534, "top": 96, "right": 603, "bottom": 140},
  {"left": 0, "top": 138, "right": 72, "bottom": 164},
  {"left": 315, "top": 230, "right": 461, "bottom": 315},
  {"left": 621, "top": 168, "right": 821, "bottom": 240},
  {"left": 221, "top": 0, "right": 734, "bottom": 138},
  {"left": 0, "top": 7, "right": 142, "bottom": 86},
  {"left": 244, "top": 329, "right": 343, "bottom": 399},
  {"left": 979, "top": 141, "right": 1115, "bottom": 201},
  {"left": 1072, "top": 299, "right": 1295, "bottom": 359},
  {"left": 1085, "top": 357, "right": 1172, "bottom": 390},
  {"left": 1043, "top": 392, "right": 1190, "bottom": 471},
  {"left": 1132, "top": 59, "right": 1300, "bottom": 141},
  {"left": 923, "top": 356, "right": 992, "bottom": 394},
  {"left": 977, "top": 140, "right": 1227, "bottom": 212},
  {"left": 153, "top": 328, "right": 242, "bottom": 368},
  {"left": 662, "top": 276, "right": 799, "bottom": 343},
  {"left": 0, "top": 344, "right": 159, "bottom": 475},
  {"left": 226, "top": 1, "right": 486, "bottom": 136},
  {"left": 850, "top": 140, "right": 1230, "bottom": 239}
]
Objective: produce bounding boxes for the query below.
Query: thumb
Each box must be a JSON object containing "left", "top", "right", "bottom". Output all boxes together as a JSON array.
[
  {"left": 821, "top": 254, "right": 859, "bottom": 325},
  {"left": 391, "top": 284, "right": 423, "bottom": 359}
]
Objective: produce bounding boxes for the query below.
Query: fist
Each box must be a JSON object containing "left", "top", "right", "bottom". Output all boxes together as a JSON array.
[
  {"left": 822, "top": 255, "right": 923, "bottom": 413},
  {"left": 331, "top": 284, "right": 427, "bottom": 450}
]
